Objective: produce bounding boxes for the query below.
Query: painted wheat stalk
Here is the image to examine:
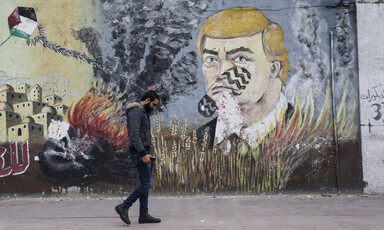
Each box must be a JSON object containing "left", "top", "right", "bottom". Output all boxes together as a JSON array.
[{"left": 152, "top": 85, "right": 358, "bottom": 194}]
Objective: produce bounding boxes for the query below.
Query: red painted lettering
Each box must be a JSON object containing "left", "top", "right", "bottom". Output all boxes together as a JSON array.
[
  {"left": 11, "top": 141, "right": 30, "bottom": 175},
  {"left": 0, "top": 146, "right": 12, "bottom": 177},
  {"left": 0, "top": 141, "right": 30, "bottom": 177}
]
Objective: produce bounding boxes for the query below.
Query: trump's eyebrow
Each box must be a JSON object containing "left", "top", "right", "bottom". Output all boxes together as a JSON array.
[
  {"left": 202, "top": 48, "right": 218, "bottom": 56},
  {"left": 226, "top": 47, "right": 254, "bottom": 55}
]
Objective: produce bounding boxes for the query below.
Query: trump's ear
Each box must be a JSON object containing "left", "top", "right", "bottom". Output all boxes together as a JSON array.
[{"left": 270, "top": 61, "right": 281, "bottom": 79}]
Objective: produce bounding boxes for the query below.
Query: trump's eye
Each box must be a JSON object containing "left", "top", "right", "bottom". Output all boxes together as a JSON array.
[
  {"left": 203, "top": 56, "right": 218, "bottom": 68},
  {"left": 232, "top": 56, "right": 249, "bottom": 64},
  {"left": 206, "top": 57, "right": 217, "bottom": 62}
]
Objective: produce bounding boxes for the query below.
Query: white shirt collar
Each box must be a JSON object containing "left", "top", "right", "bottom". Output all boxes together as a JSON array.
[{"left": 214, "top": 93, "right": 288, "bottom": 147}]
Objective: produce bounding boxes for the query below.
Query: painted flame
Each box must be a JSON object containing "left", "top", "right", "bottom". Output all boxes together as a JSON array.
[{"left": 67, "top": 84, "right": 128, "bottom": 151}]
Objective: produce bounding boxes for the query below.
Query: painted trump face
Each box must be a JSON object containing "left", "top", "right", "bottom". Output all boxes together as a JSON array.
[{"left": 201, "top": 33, "right": 281, "bottom": 113}]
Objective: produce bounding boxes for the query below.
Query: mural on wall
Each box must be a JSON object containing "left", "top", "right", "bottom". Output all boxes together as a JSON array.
[
  {"left": 0, "top": 0, "right": 361, "bottom": 195},
  {"left": 0, "top": 141, "right": 29, "bottom": 177}
]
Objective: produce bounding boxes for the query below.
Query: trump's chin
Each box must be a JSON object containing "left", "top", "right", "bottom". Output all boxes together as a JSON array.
[{"left": 215, "top": 91, "right": 243, "bottom": 127}]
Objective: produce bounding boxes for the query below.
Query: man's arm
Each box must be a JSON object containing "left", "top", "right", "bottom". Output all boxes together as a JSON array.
[{"left": 127, "top": 108, "right": 146, "bottom": 155}]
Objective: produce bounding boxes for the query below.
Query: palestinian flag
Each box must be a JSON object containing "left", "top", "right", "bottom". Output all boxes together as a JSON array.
[{"left": 8, "top": 7, "right": 38, "bottom": 39}]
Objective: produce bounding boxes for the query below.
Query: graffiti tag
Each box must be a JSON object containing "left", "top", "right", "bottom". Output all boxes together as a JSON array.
[
  {"left": 0, "top": 141, "right": 30, "bottom": 177},
  {"left": 360, "top": 84, "right": 384, "bottom": 121},
  {"left": 360, "top": 83, "right": 384, "bottom": 102},
  {"left": 370, "top": 102, "right": 384, "bottom": 121}
]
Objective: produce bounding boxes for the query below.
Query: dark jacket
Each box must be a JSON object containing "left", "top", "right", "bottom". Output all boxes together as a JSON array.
[{"left": 126, "top": 102, "right": 151, "bottom": 156}]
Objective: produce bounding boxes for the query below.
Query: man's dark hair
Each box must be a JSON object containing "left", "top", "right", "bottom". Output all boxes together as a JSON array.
[{"left": 140, "top": 90, "right": 159, "bottom": 102}]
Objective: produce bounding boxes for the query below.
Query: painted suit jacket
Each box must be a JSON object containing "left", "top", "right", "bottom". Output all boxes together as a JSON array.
[{"left": 197, "top": 103, "right": 294, "bottom": 149}]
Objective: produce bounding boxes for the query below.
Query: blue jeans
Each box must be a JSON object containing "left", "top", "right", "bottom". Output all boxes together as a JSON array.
[{"left": 123, "top": 151, "right": 153, "bottom": 215}]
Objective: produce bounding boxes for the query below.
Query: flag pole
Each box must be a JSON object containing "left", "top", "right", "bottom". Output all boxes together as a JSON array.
[{"left": 0, "top": 35, "right": 12, "bottom": 47}]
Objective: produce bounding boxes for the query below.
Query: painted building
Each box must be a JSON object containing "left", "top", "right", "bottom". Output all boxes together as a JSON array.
[
  {"left": 0, "top": 87, "right": 28, "bottom": 105},
  {"left": 30, "top": 84, "right": 42, "bottom": 102},
  {"left": 0, "top": 102, "right": 21, "bottom": 142},
  {"left": 55, "top": 104, "right": 69, "bottom": 117},
  {"left": 33, "top": 76, "right": 48, "bottom": 87},
  {"left": 31, "top": 106, "right": 63, "bottom": 137},
  {"left": 13, "top": 101, "right": 48, "bottom": 119},
  {"left": 16, "top": 83, "right": 31, "bottom": 95},
  {"left": 42, "top": 94, "right": 63, "bottom": 106},
  {"left": 42, "top": 82, "right": 56, "bottom": 97},
  {"left": 0, "top": 82, "right": 67, "bottom": 143},
  {"left": 60, "top": 78, "right": 71, "bottom": 95},
  {"left": 8, "top": 117, "right": 44, "bottom": 144}
]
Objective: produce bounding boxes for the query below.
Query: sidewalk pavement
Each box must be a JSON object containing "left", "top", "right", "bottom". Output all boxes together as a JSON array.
[{"left": 0, "top": 194, "right": 383, "bottom": 230}]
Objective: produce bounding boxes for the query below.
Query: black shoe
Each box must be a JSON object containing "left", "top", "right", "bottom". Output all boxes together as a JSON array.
[
  {"left": 115, "top": 203, "right": 130, "bottom": 224},
  {"left": 138, "top": 213, "right": 161, "bottom": 224}
]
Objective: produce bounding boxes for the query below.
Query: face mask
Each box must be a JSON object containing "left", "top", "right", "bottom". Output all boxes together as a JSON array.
[
  {"left": 198, "top": 94, "right": 217, "bottom": 117},
  {"left": 222, "top": 67, "right": 251, "bottom": 90},
  {"left": 144, "top": 102, "right": 153, "bottom": 114}
]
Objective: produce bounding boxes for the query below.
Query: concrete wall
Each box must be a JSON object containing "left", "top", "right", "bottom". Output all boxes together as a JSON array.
[
  {"left": 357, "top": 2, "right": 384, "bottom": 194},
  {"left": 0, "top": 0, "right": 364, "bottom": 196}
]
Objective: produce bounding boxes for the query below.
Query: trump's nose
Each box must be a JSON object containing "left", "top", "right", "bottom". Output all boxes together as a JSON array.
[{"left": 216, "top": 60, "right": 233, "bottom": 80}]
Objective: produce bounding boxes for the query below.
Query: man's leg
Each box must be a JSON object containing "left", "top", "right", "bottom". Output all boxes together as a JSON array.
[
  {"left": 115, "top": 152, "right": 160, "bottom": 224},
  {"left": 115, "top": 152, "right": 143, "bottom": 225},
  {"left": 124, "top": 153, "right": 152, "bottom": 209},
  {"left": 138, "top": 162, "right": 151, "bottom": 215},
  {"left": 137, "top": 162, "right": 160, "bottom": 224}
]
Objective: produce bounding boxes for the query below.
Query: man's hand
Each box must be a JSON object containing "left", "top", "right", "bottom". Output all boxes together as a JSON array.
[{"left": 141, "top": 154, "right": 155, "bottom": 163}]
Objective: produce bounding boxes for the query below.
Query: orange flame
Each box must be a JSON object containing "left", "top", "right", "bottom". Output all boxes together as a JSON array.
[{"left": 67, "top": 87, "right": 128, "bottom": 151}]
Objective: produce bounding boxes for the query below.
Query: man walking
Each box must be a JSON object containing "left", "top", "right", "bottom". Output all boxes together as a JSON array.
[{"left": 115, "top": 90, "right": 161, "bottom": 225}]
